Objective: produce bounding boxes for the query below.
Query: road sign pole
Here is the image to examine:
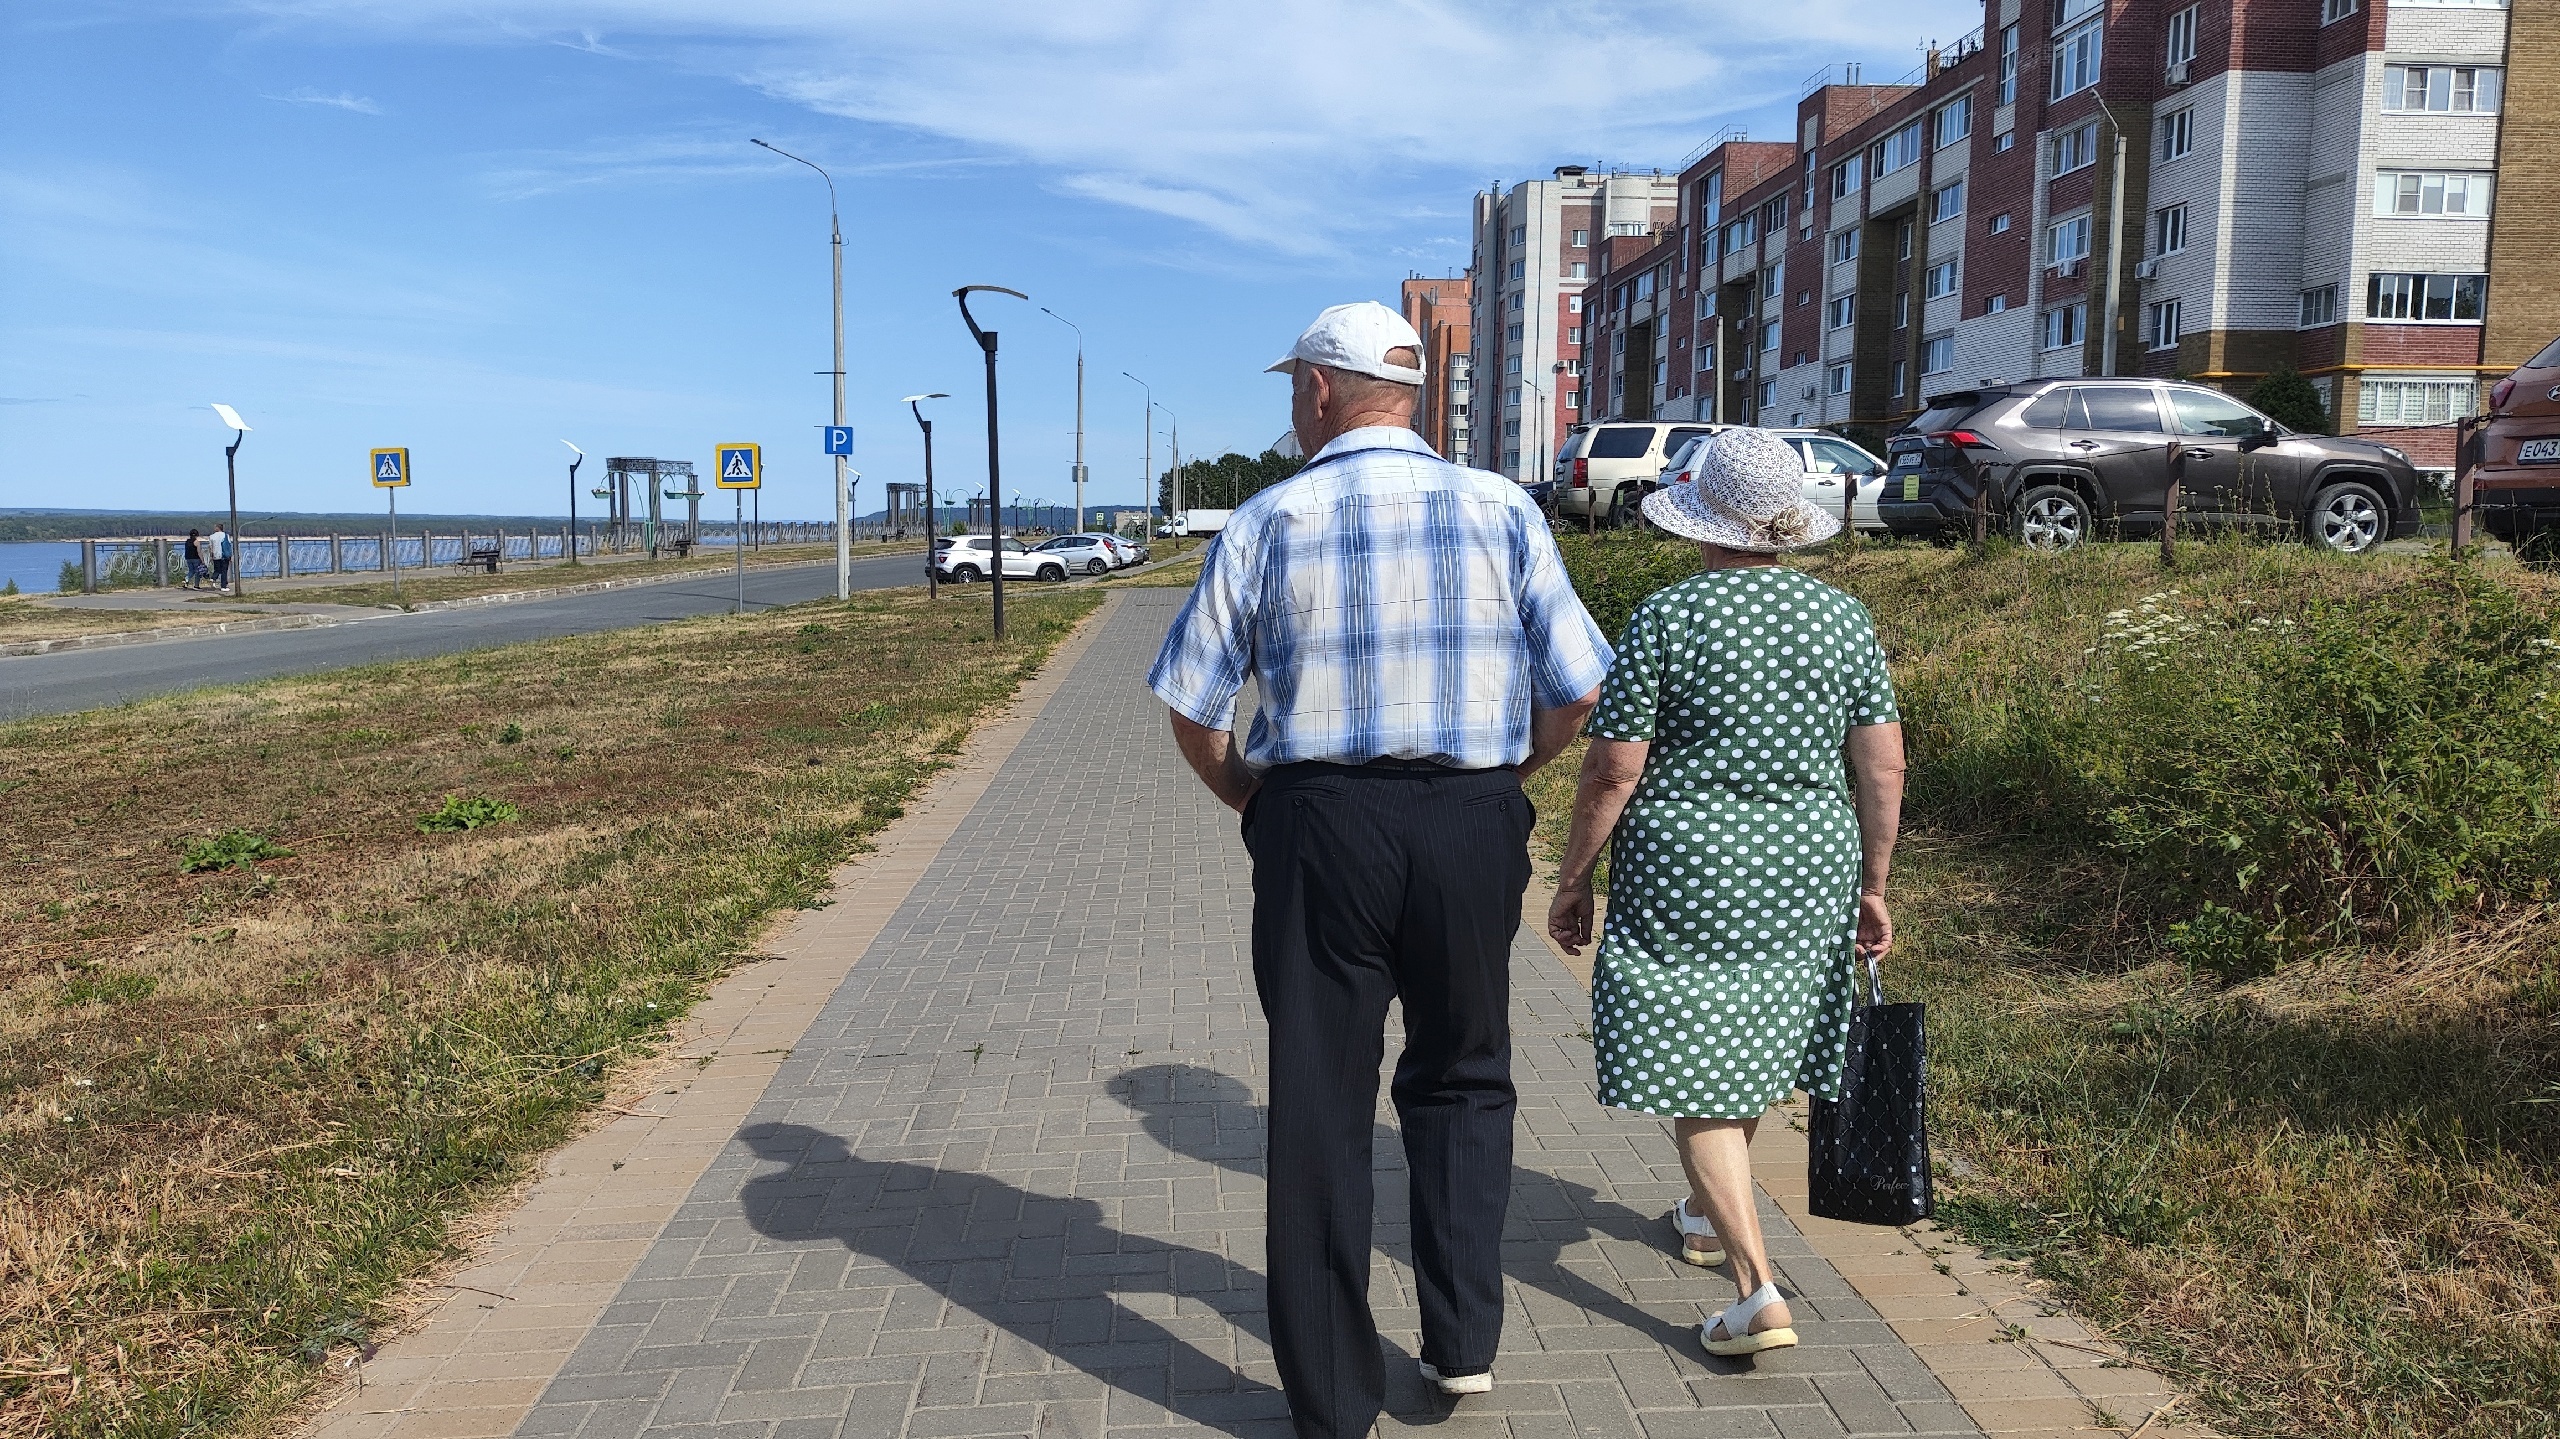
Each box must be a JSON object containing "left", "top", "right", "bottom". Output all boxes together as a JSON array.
[
  {"left": 736, "top": 487, "right": 745, "bottom": 615},
  {"left": 390, "top": 484, "right": 401, "bottom": 602}
]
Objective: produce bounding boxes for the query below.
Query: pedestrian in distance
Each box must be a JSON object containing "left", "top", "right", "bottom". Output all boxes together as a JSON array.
[
  {"left": 207, "top": 524, "right": 233, "bottom": 593},
  {"left": 182, "top": 528, "right": 208, "bottom": 590},
  {"left": 1545, "top": 428, "right": 1908, "bottom": 1360},
  {"left": 1150, "top": 300, "right": 1614, "bottom": 1439}
]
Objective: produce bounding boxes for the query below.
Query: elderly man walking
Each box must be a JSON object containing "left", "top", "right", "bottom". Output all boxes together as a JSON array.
[{"left": 1149, "top": 301, "right": 1612, "bottom": 1438}]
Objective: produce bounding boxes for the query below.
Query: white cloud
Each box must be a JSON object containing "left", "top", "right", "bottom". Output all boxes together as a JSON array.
[
  {"left": 266, "top": 86, "right": 382, "bottom": 113},
  {"left": 240, "top": 1, "right": 1982, "bottom": 251}
]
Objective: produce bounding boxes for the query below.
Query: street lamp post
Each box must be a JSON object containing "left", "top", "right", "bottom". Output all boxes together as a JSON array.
[
  {"left": 212, "top": 404, "right": 249, "bottom": 594},
  {"left": 1122, "top": 372, "right": 1152, "bottom": 541},
  {"left": 906, "top": 393, "right": 950, "bottom": 600},
  {"left": 1041, "top": 308, "right": 1087, "bottom": 534},
  {"left": 955, "top": 285, "right": 1029, "bottom": 640},
  {"left": 1155, "top": 403, "right": 1181, "bottom": 539},
  {"left": 562, "top": 440, "right": 584, "bottom": 564},
  {"left": 751, "top": 138, "right": 852, "bottom": 599}
]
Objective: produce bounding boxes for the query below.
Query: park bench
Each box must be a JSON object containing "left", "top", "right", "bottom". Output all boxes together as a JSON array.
[
  {"left": 666, "top": 538, "right": 694, "bottom": 559},
  {"left": 453, "top": 545, "right": 504, "bottom": 574}
]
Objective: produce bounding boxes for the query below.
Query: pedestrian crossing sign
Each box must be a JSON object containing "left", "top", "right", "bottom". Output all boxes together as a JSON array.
[
  {"left": 716, "top": 443, "right": 762, "bottom": 490},
  {"left": 371, "top": 447, "right": 410, "bottom": 488}
]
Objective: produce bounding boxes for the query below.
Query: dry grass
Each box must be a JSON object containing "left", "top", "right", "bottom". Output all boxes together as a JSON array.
[
  {"left": 0, "top": 597, "right": 277, "bottom": 645},
  {"left": 1544, "top": 534, "right": 2560, "bottom": 1439},
  {"left": 0, "top": 585, "right": 1099, "bottom": 1438}
]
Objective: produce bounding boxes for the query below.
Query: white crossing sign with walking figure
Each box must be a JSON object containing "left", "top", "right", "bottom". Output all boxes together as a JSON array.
[
  {"left": 371, "top": 447, "right": 411, "bottom": 487},
  {"left": 716, "top": 443, "right": 762, "bottom": 490}
]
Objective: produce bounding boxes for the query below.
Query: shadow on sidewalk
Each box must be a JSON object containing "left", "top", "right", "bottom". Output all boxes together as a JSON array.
[
  {"left": 736, "top": 1122, "right": 1290, "bottom": 1437},
  {"left": 1107, "top": 1064, "right": 1708, "bottom": 1360}
]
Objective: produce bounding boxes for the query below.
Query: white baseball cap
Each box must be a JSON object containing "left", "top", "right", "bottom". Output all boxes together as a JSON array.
[{"left": 1266, "top": 301, "right": 1426, "bottom": 385}]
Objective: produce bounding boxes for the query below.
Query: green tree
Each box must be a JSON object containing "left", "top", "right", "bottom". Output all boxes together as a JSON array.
[
  {"left": 1160, "top": 450, "right": 1305, "bottom": 514},
  {"left": 2249, "top": 367, "right": 2330, "bottom": 435}
]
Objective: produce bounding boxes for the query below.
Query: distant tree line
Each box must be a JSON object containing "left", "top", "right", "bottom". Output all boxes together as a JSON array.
[
  {"left": 1158, "top": 451, "right": 1304, "bottom": 515},
  {"left": 0, "top": 510, "right": 585, "bottom": 542}
]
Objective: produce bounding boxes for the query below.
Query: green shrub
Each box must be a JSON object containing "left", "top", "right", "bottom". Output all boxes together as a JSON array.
[
  {"left": 180, "top": 829, "right": 294, "bottom": 873},
  {"left": 2249, "top": 367, "right": 2330, "bottom": 435},
  {"left": 1552, "top": 531, "right": 1700, "bottom": 639},
  {"left": 416, "top": 795, "right": 521, "bottom": 832}
]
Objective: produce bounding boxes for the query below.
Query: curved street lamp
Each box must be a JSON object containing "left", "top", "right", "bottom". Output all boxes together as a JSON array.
[
  {"left": 904, "top": 392, "right": 949, "bottom": 599},
  {"left": 561, "top": 440, "right": 584, "bottom": 563},
  {"left": 752, "top": 137, "right": 853, "bottom": 598},
  {"left": 955, "top": 285, "right": 1028, "bottom": 639},
  {"left": 212, "top": 403, "right": 249, "bottom": 594}
]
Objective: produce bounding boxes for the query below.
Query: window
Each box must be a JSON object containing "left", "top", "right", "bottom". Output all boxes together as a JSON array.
[
  {"left": 1509, "top": 292, "right": 1524, "bottom": 312},
  {"left": 2166, "top": 5, "right": 2199, "bottom": 67},
  {"left": 2155, "top": 203, "right": 2187, "bottom": 255},
  {"left": 1874, "top": 119, "right": 1926, "bottom": 176},
  {"left": 2385, "top": 65, "right": 2502, "bottom": 113},
  {"left": 1986, "top": 293, "right": 2010, "bottom": 314},
  {"left": 1611, "top": 331, "right": 1626, "bottom": 354},
  {"left": 1924, "top": 258, "right": 1960, "bottom": 299},
  {"left": 1897, "top": 291, "right": 1910, "bottom": 327},
  {"left": 1567, "top": 325, "right": 1582, "bottom": 343},
  {"left": 2057, "top": 0, "right": 2103, "bottom": 21},
  {"left": 1609, "top": 221, "right": 1651, "bottom": 237},
  {"left": 1757, "top": 380, "right": 1777, "bottom": 408},
  {"left": 1997, "top": 24, "right": 2019, "bottom": 104},
  {"left": 1509, "top": 225, "right": 1526, "bottom": 244},
  {"left": 1695, "top": 341, "right": 1715, "bottom": 372},
  {"left": 2168, "top": 386, "right": 2269, "bottom": 438},
  {"left": 1922, "top": 334, "right": 1955, "bottom": 373},
  {"left": 1507, "top": 323, "right": 1523, "bottom": 342},
  {"left": 2078, "top": 387, "right": 2165, "bottom": 431},
  {"left": 1797, "top": 290, "right": 1811, "bottom": 307},
  {"left": 2146, "top": 297, "right": 2182, "bottom": 349},
  {"left": 1830, "top": 229, "right": 1861, "bottom": 264},
  {"left": 1566, "top": 390, "right": 1582, "bottom": 412},
  {"left": 1827, "top": 294, "right": 1858, "bottom": 329},
  {"left": 1991, "top": 212, "right": 2012, "bottom": 234},
  {"left": 1568, "top": 295, "right": 1583, "bottom": 313},
  {"left": 1832, "top": 155, "right": 1865, "bottom": 198},
  {"left": 2158, "top": 108, "right": 2193, "bottom": 160},
  {"left": 1934, "top": 95, "right": 1973, "bottom": 148},
  {"left": 2299, "top": 285, "right": 2338, "bottom": 327},
  {"left": 1506, "top": 356, "right": 1522, "bottom": 375},
  {"left": 2375, "top": 171, "right": 2494, "bottom": 217},
  {"left": 2320, "top": 0, "right": 2357, "bottom": 22},
  {"left": 2052, "top": 17, "right": 2104, "bottom": 99},
  {"left": 1762, "top": 196, "right": 1788, "bottom": 231},
  {"left": 1701, "top": 170, "right": 1723, "bottom": 226},
  {"left": 1760, "top": 320, "right": 1781, "bottom": 352},
  {"left": 1898, "top": 220, "right": 1915, "bottom": 259},
  {"left": 2042, "top": 303, "right": 2086, "bottom": 350},
  {"left": 1508, "top": 260, "right": 1525, "bottom": 280},
  {"left": 1571, "top": 261, "right": 1589, "bottom": 279},
  {"left": 1995, "top": 131, "right": 2016, "bottom": 152},
  {"left": 1930, "top": 178, "right": 1965, "bottom": 223},
  {"left": 1571, "top": 228, "right": 1590, "bottom": 246},
  {"left": 1699, "top": 291, "right": 1717, "bottom": 318},
  {"left": 1892, "top": 359, "right": 1908, "bottom": 397},
  {"left": 1564, "top": 358, "right": 1583, "bottom": 376},
  {"left": 2367, "top": 272, "right": 2486, "bottom": 321},
  {"left": 2359, "top": 375, "right": 2476, "bottom": 426},
  {"left": 1762, "top": 266, "right": 1781, "bottom": 300},
  {"left": 1503, "top": 420, "right": 1521, "bottom": 438},
  {"left": 2054, "top": 121, "right": 2099, "bottom": 174},
  {"left": 1827, "top": 362, "right": 1854, "bottom": 396},
  {"left": 2049, "top": 213, "right": 2093, "bottom": 265},
  {"left": 1634, "top": 271, "right": 1656, "bottom": 301}
]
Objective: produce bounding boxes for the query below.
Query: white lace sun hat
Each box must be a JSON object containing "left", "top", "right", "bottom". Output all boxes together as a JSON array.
[{"left": 1640, "top": 427, "right": 1841, "bottom": 552}]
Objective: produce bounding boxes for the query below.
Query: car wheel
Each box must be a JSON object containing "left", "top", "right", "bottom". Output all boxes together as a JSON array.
[
  {"left": 2011, "top": 484, "right": 2091, "bottom": 551},
  {"left": 2305, "top": 479, "right": 2387, "bottom": 555},
  {"left": 951, "top": 564, "right": 980, "bottom": 583},
  {"left": 1610, "top": 485, "right": 1648, "bottom": 529},
  {"left": 1039, "top": 563, "right": 1067, "bottom": 582},
  {"left": 1086, "top": 558, "right": 1108, "bottom": 575}
]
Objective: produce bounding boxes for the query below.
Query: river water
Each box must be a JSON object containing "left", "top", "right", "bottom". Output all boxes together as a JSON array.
[{"left": 0, "top": 542, "right": 82, "bottom": 593}]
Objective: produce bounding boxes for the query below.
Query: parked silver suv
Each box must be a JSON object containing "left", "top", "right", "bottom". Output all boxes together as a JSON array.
[{"left": 1553, "top": 421, "right": 1726, "bottom": 526}]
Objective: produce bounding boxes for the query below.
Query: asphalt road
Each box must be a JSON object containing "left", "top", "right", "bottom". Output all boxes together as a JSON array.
[{"left": 1, "top": 551, "right": 945, "bottom": 721}]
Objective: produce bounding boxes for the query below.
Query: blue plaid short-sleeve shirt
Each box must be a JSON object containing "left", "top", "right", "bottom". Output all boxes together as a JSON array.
[{"left": 1147, "top": 427, "right": 1613, "bottom": 771}]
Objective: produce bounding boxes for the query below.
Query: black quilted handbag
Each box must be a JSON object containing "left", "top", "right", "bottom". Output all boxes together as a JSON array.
[{"left": 1807, "top": 955, "right": 1935, "bottom": 1225}]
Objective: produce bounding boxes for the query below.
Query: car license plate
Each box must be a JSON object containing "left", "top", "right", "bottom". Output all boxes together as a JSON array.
[
  {"left": 1902, "top": 476, "right": 1920, "bottom": 501},
  {"left": 2520, "top": 439, "right": 2560, "bottom": 464}
]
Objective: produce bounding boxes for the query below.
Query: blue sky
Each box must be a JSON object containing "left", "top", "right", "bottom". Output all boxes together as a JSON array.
[{"left": 0, "top": 0, "right": 1978, "bottom": 521}]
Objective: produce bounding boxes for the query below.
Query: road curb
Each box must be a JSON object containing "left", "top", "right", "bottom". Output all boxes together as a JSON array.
[{"left": 0, "top": 612, "right": 337, "bottom": 659}]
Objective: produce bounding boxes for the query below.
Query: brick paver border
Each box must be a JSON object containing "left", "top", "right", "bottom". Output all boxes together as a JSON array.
[{"left": 293, "top": 595, "right": 1125, "bottom": 1439}]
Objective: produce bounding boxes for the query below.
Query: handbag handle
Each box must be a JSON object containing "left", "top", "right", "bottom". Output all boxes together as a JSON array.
[{"left": 1858, "top": 951, "right": 1885, "bottom": 1008}]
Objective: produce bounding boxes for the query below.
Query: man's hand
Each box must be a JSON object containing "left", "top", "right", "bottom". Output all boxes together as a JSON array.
[
  {"left": 1547, "top": 878, "right": 1595, "bottom": 956},
  {"left": 1168, "top": 710, "right": 1259, "bottom": 813}
]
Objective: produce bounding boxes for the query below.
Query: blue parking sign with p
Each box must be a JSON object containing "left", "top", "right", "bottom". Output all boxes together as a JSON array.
[
  {"left": 823, "top": 426, "right": 854, "bottom": 455},
  {"left": 716, "top": 443, "right": 762, "bottom": 490},
  {"left": 371, "top": 447, "right": 410, "bottom": 487}
]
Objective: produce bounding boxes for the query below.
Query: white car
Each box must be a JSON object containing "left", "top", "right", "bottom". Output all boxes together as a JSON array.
[
  {"left": 1034, "top": 534, "right": 1118, "bottom": 576},
  {"left": 934, "top": 535, "right": 1065, "bottom": 583},
  {"left": 1658, "top": 430, "right": 1890, "bottom": 534}
]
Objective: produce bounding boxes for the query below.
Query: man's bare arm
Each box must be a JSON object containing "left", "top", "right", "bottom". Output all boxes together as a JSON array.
[
  {"left": 1169, "top": 711, "right": 1260, "bottom": 813},
  {"left": 1516, "top": 686, "right": 1600, "bottom": 782}
]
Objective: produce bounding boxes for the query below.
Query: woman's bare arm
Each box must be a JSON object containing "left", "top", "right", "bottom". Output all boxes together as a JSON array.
[
  {"left": 1844, "top": 721, "right": 1907, "bottom": 959},
  {"left": 1545, "top": 737, "right": 1650, "bottom": 955}
]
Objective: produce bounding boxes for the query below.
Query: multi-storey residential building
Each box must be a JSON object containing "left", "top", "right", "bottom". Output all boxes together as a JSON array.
[
  {"left": 1469, "top": 167, "right": 1680, "bottom": 482},
  {"left": 1400, "top": 275, "right": 1474, "bottom": 463},
  {"left": 1575, "top": 0, "right": 2544, "bottom": 469}
]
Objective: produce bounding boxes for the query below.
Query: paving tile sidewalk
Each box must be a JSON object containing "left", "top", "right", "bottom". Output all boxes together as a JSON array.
[{"left": 472, "top": 589, "right": 2004, "bottom": 1439}]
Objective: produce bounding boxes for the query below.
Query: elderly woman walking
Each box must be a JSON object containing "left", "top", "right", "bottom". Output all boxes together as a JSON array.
[{"left": 1547, "top": 428, "right": 1907, "bottom": 1359}]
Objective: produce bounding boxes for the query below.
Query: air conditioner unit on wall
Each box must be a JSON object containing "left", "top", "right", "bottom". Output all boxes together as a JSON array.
[
  {"left": 2053, "top": 260, "right": 2084, "bottom": 280},
  {"left": 2134, "top": 258, "right": 2161, "bottom": 280},
  {"left": 2165, "top": 60, "right": 2190, "bottom": 87}
]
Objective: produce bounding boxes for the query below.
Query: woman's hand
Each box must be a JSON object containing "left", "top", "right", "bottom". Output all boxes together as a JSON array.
[
  {"left": 1855, "top": 891, "right": 1893, "bottom": 961},
  {"left": 1548, "top": 880, "right": 1596, "bottom": 956}
]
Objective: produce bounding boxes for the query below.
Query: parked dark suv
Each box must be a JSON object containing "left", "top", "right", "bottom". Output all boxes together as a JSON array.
[{"left": 1878, "top": 378, "right": 2422, "bottom": 553}]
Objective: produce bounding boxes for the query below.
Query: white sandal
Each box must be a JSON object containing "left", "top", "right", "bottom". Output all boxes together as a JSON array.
[
  {"left": 1700, "top": 1282, "right": 1798, "bottom": 1357},
  {"left": 1669, "top": 1199, "right": 1726, "bottom": 1267}
]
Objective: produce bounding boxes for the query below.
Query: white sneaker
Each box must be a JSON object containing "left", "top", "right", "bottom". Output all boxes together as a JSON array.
[{"left": 1418, "top": 1361, "right": 1494, "bottom": 1396}]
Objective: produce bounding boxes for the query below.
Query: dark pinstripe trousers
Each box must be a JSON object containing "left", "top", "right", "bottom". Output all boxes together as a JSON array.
[{"left": 1243, "top": 761, "right": 1532, "bottom": 1439}]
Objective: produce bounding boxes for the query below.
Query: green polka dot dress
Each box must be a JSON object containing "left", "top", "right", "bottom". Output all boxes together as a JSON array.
[{"left": 1587, "top": 566, "right": 1899, "bottom": 1120}]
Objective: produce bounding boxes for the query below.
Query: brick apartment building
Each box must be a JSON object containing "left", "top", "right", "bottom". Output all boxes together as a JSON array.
[
  {"left": 1568, "top": 0, "right": 2543, "bottom": 468},
  {"left": 1400, "top": 276, "right": 1474, "bottom": 463},
  {"left": 1469, "top": 168, "right": 1681, "bottom": 482}
]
